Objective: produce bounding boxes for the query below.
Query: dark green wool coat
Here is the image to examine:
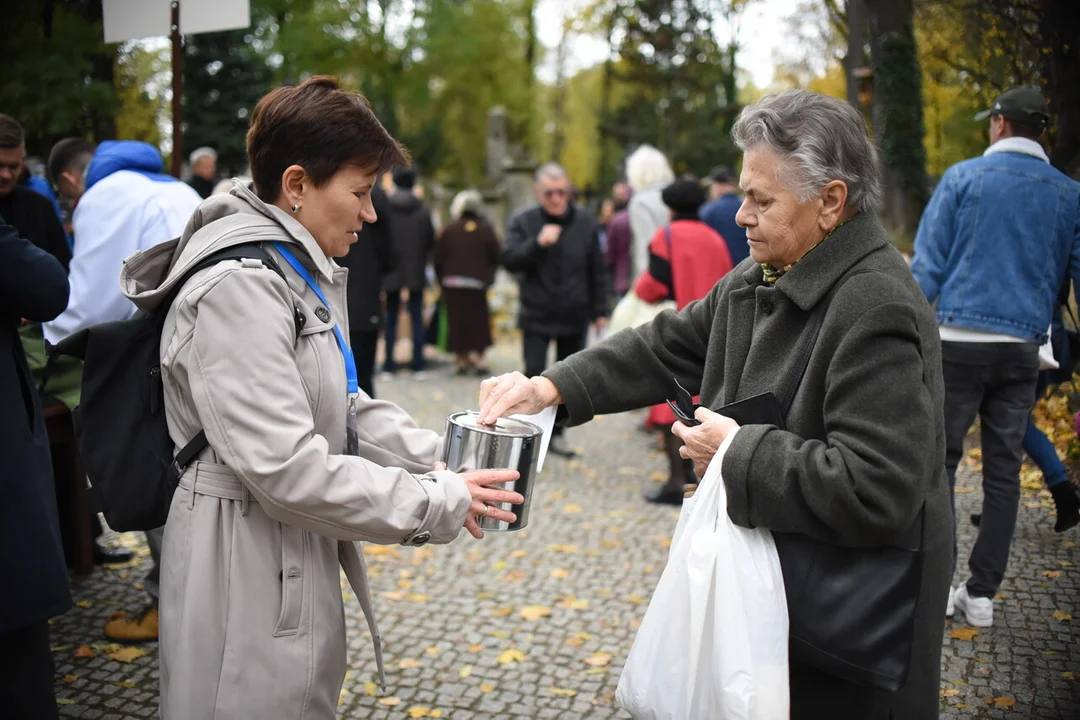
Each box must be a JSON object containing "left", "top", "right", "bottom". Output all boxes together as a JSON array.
[{"left": 545, "top": 211, "right": 952, "bottom": 718}]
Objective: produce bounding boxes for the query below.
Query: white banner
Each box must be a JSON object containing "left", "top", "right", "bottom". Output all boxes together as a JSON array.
[{"left": 103, "top": 0, "right": 250, "bottom": 43}]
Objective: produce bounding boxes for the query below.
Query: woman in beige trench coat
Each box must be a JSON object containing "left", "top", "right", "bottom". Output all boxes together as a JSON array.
[{"left": 119, "top": 77, "right": 523, "bottom": 719}]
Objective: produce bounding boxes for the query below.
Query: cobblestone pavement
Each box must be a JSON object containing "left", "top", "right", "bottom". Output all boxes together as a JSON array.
[{"left": 49, "top": 341, "right": 1079, "bottom": 718}]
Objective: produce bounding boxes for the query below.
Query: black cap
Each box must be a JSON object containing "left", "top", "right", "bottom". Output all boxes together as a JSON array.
[
  {"left": 661, "top": 179, "right": 708, "bottom": 215},
  {"left": 708, "top": 165, "right": 735, "bottom": 184},
  {"left": 974, "top": 86, "right": 1049, "bottom": 126},
  {"left": 392, "top": 166, "right": 416, "bottom": 189}
]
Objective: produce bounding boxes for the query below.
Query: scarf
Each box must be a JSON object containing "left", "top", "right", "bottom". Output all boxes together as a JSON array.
[{"left": 761, "top": 214, "right": 857, "bottom": 285}]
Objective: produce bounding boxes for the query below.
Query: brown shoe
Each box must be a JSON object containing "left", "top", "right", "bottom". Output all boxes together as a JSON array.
[{"left": 104, "top": 607, "right": 158, "bottom": 643}]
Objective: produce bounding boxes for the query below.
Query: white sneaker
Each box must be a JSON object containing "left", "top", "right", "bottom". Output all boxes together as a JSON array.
[
  {"left": 946, "top": 586, "right": 955, "bottom": 617},
  {"left": 953, "top": 583, "right": 993, "bottom": 627}
]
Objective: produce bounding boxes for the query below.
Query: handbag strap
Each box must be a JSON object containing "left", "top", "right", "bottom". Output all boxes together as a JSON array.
[{"left": 779, "top": 269, "right": 878, "bottom": 417}]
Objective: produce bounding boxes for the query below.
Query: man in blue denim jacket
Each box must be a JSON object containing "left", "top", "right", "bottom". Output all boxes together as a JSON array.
[{"left": 912, "top": 86, "right": 1080, "bottom": 629}]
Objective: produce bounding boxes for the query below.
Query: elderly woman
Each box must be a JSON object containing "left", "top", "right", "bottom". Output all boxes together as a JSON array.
[
  {"left": 120, "top": 77, "right": 522, "bottom": 718},
  {"left": 626, "top": 144, "right": 675, "bottom": 281},
  {"left": 478, "top": 90, "right": 951, "bottom": 718},
  {"left": 434, "top": 189, "right": 501, "bottom": 375}
]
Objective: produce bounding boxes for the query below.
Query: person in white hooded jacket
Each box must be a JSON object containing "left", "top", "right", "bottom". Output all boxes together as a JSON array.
[{"left": 119, "top": 76, "right": 522, "bottom": 719}]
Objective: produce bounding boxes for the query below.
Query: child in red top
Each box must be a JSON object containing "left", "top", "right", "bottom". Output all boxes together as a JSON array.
[{"left": 637, "top": 178, "right": 735, "bottom": 504}]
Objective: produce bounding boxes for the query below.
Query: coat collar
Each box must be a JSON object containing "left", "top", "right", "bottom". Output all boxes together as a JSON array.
[
  {"left": 739, "top": 211, "right": 890, "bottom": 311},
  {"left": 229, "top": 180, "right": 337, "bottom": 282}
]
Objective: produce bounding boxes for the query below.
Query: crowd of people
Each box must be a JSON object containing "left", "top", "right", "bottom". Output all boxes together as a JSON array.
[{"left": 1, "top": 76, "right": 1078, "bottom": 720}]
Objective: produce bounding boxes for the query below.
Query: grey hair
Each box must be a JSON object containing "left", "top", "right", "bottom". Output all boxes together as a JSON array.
[
  {"left": 625, "top": 144, "right": 674, "bottom": 191},
  {"left": 189, "top": 146, "right": 217, "bottom": 165},
  {"left": 731, "top": 90, "right": 882, "bottom": 212},
  {"left": 450, "top": 189, "right": 484, "bottom": 220},
  {"left": 535, "top": 162, "right": 568, "bottom": 183}
]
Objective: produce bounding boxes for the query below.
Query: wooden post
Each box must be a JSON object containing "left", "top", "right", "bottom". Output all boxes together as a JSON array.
[{"left": 170, "top": 0, "right": 183, "bottom": 178}]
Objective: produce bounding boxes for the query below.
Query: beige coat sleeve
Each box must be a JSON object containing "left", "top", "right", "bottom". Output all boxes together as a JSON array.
[{"left": 185, "top": 268, "right": 472, "bottom": 545}]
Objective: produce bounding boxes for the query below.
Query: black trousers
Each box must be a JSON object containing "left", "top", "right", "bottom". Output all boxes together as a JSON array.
[
  {"left": 0, "top": 621, "right": 59, "bottom": 719},
  {"left": 941, "top": 341, "right": 1040, "bottom": 598},
  {"left": 351, "top": 329, "right": 379, "bottom": 399},
  {"left": 523, "top": 329, "right": 587, "bottom": 437}
]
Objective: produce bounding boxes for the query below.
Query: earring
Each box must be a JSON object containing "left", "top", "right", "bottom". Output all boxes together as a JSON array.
[{"left": 291, "top": 204, "right": 300, "bottom": 213}]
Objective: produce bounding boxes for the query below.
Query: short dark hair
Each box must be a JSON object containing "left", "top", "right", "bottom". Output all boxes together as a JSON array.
[
  {"left": 0, "top": 114, "right": 25, "bottom": 150},
  {"left": 996, "top": 112, "right": 1046, "bottom": 141},
  {"left": 392, "top": 166, "right": 416, "bottom": 189},
  {"left": 246, "top": 76, "right": 410, "bottom": 202},
  {"left": 47, "top": 137, "right": 95, "bottom": 185}
]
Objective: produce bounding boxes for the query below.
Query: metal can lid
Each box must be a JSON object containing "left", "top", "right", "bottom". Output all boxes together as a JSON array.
[{"left": 448, "top": 411, "right": 542, "bottom": 438}]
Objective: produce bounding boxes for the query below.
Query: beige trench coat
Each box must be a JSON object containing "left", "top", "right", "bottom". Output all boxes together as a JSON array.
[{"left": 121, "top": 182, "right": 473, "bottom": 719}]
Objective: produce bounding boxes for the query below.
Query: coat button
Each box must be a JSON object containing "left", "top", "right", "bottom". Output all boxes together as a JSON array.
[
  {"left": 409, "top": 531, "right": 431, "bottom": 546},
  {"left": 315, "top": 307, "right": 331, "bottom": 323}
]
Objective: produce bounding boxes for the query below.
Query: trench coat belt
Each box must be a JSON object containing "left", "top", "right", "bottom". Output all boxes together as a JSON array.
[
  {"left": 174, "top": 459, "right": 389, "bottom": 689},
  {"left": 178, "top": 461, "right": 252, "bottom": 514}
]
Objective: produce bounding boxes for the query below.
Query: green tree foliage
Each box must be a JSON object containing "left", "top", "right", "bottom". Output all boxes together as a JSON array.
[
  {"left": 0, "top": 0, "right": 117, "bottom": 155},
  {"left": 115, "top": 43, "right": 169, "bottom": 150},
  {"left": 605, "top": 0, "right": 741, "bottom": 181},
  {"left": 183, "top": 27, "right": 272, "bottom": 175}
]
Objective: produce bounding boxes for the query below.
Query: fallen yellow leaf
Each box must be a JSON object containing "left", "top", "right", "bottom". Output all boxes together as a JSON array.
[
  {"left": 62, "top": 674, "right": 78, "bottom": 683},
  {"left": 563, "top": 504, "right": 583, "bottom": 514},
  {"left": 586, "top": 667, "right": 608, "bottom": 675},
  {"left": 510, "top": 550, "right": 527, "bottom": 559},
  {"left": 1053, "top": 611, "right": 1072, "bottom": 622},
  {"left": 493, "top": 560, "right": 507, "bottom": 571},
  {"left": 73, "top": 646, "right": 94, "bottom": 659},
  {"left": 407, "top": 707, "right": 432, "bottom": 718},
  {"left": 425, "top": 646, "right": 440, "bottom": 656},
  {"left": 468, "top": 644, "right": 483, "bottom": 653},
  {"left": 584, "top": 652, "right": 612, "bottom": 667},
  {"left": 399, "top": 658, "right": 421, "bottom": 669},
  {"left": 1058, "top": 561, "right": 1074, "bottom": 567},
  {"left": 548, "top": 544, "right": 578, "bottom": 554},
  {"left": 551, "top": 568, "right": 570, "bottom": 579},
  {"left": 480, "top": 682, "right": 495, "bottom": 693},
  {"left": 493, "top": 606, "right": 513, "bottom": 618},
  {"left": 490, "top": 630, "right": 509, "bottom": 639},
  {"left": 1043, "top": 570, "right": 1062, "bottom": 578},
  {"left": 75, "top": 600, "right": 93, "bottom": 608},
  {"left": 940, "top": 687, "right": 960, "bottom": 698},
  {"left": 364, "top": 681, "right": 378, "bottom": 696},
  {"left": 430, "top": 712, "right": 443, "bottom": 719},
  {"left": 567, "top": 632, "right": 592, "bottom": 647},
  {"left": 953, "top": 487, "right": 975, "bottom": 494},
  {"left": 949, "top": 627, "right": 980, "bottom": 641},
  {"left": 1062, "top": 671, "right": 1077, "bottom": 680},
  {"left": 107, "top": 646, "right": 146, "bottom": 663},
  {"left": 56, "top": 699, "right": 76, "bottom": 705},
  {"left": 50, "top": 645, "right": 71, "bottom": 652},
  {"left": 628, "top": 594, "right": 645, "bottom": 605},
  {"left": 408, "top": 594, "right": 430, "bottom": 603},
  {"left": 549, "top": 688, "right": 578, "bottom": 697},
  {"left": 378, "top": 697, "right": 402, "bottom": 706},
  {"left": 987, "top": 696, "right": 1016, "bottom": 708},
  {"left": 497, "top": 648, "right": 525, "bottom": 664},
  {"left": 520, "top": 605, "right": 553, "bottom": 621},
  {"left": 459, "top": 665, "right": 473, "bottom": 679}
]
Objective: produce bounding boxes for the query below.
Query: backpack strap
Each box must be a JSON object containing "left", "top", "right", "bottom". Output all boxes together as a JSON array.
[{"left": 164, "top": 243, "right": 298, "bottom": 482}]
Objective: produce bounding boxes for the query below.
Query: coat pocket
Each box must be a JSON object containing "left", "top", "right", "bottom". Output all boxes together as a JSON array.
[{"left": 274, "top": 524, "right": 307, "bottom": 636}]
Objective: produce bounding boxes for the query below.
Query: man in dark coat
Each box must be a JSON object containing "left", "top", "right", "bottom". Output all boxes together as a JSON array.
[
  {"left": 339, "top": 183, "right": 397, "bottom": 397},
  {"left": 381, "top": 167, "right": 435, "bottom": 376},
  {"left": 0, "top": 217, "right": 72, "bottom": 719},
  {"left": 502, "top": 162, "right": 609, "bottom": 456}
]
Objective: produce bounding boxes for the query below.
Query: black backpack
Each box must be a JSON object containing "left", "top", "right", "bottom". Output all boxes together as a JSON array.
[{"left": 51, "top": 243, "right": 292, "bottom": 532}]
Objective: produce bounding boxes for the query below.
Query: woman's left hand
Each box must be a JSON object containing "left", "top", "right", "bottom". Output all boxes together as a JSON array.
[{"left": 671, "top": 407, "right": 740, "bottom": 479}]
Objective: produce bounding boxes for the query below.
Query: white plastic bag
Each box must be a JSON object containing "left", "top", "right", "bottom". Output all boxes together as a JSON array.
[
  {"left": 609, "top": 291, "right": 677, "bottom": 334},
  {"left": 616, "top": 433, "right": 790, "bottom": 720}
]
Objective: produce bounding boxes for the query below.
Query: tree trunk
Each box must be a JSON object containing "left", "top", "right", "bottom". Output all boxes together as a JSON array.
[
  {"left": 845, "top": 0, "right": 865, "bottom": 109},
  {"left": 866, "top": 0, "right": 927, "bottom": 234},
  {"left": 596, "top": 4, "right": 617, "bottom": 190},
  {"left": 1041, "top": 0, "right": 1080, "bottom": 177}
]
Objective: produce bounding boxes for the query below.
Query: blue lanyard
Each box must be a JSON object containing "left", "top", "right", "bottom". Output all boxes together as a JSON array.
[{"left": 271, "top": 242, "right": 358, "bottom": 395}]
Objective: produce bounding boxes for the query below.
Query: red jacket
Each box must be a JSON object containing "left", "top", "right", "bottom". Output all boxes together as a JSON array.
[{"left": 635, "top": 219, "right": 734, "bottom": 310}]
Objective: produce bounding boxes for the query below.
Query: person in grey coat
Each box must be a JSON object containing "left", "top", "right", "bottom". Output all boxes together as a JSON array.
[{"left": 477, "top": 90, "right": 951, "bottom": 719}]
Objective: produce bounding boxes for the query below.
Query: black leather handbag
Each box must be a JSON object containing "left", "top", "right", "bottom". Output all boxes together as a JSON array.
[{"left": 715, "top": 270, "right": 924, "bottom": 692}]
